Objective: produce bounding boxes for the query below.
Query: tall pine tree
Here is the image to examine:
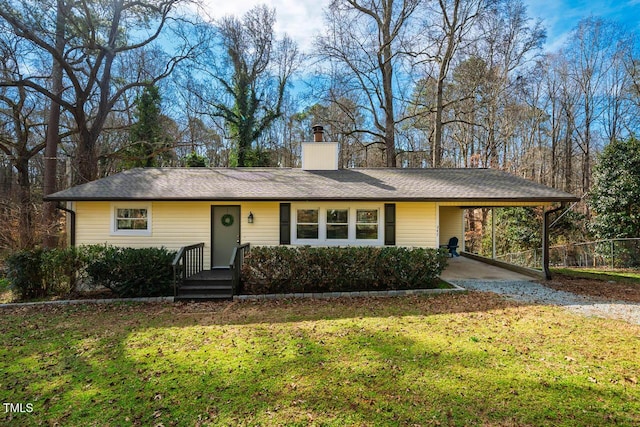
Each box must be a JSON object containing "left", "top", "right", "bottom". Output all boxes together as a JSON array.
[{"left": 127, "top": 85, "right": 173, "bottom": 168}]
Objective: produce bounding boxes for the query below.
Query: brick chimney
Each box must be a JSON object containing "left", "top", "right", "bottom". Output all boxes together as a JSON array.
[
  {"left": 312, "top": 124, "right": 324, "bottom": 142},
  {"left": 301, "top": 125, "right": 339, "bottom": 170}
]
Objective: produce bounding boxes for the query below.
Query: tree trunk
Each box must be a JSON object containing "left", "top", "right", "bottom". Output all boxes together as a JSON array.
[
  {"left": 433, "top": 1, "right": 461, "bottom": 169},
  {"left": 42, "top": 0, "right": 65, "bottom": 248},
  {"left": 381, "top": 42, "right": 396, "bottom": 166},
  {"left": 550, "top": 100, "right": 558, "bottom": 188},
  {"left": 433, "top": 81, "right": 444, "bottom": 168},
  {"left": 16, "top": 159, "right": 33, "bottom": 249},
  {"left": 381, "top": 15, "right": 396, "bottom": 167},
  {"left": 563, "top": 119, "right": 573, "bottom": 193},
  {"left": 76, "top": 134, "right": 98, "bottom": 183},
  {"left": 582, "top": 99, "right": 591, "bottom": 195}
]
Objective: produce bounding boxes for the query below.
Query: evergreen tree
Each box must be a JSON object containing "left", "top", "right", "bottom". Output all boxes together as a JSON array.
[
  {"left": 206, "top": 6, "right": 298, "bottom": 167},
  {"left": 182, "top": 151, "right": 208, "bottom": 167},
  {"left": 482, "top": 207, "right": 541, "bottom": 256},
  {"left": 590, "top": 137, "right": 640, "bottom": 238},
  {"left": 127, "top": 85, "right": 172, "bottom": 168}
]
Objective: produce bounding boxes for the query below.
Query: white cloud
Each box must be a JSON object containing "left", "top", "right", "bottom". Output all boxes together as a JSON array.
[
  {"left": 198, "top": 0, "right": 330, "bottom": 52},
  {"left": 196, "top": 0, "right": 640, "bottom": 55}
]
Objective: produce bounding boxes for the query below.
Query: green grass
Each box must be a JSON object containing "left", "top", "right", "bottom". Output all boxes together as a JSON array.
[
  {"left": 0, "top": 278, "right": 12, "bottom": 303},
  {"left": 1, "top": 294, "right": 639, "bottom": 426},
  {"left": 552, "top": 267, "right": 640, "bottom": 283}
]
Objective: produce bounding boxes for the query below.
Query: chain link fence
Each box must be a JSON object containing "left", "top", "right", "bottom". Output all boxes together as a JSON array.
[{"left": 495, "top": 238, "right": 640, "bottom": 269}]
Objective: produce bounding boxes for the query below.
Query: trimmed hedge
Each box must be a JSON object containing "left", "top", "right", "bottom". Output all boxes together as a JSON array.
[
  {"left": 241, "top": 246, "right": 449, "bottom": 294},
  {"left": 85, "top": 246, "right": 175, "bottom": 297},
  {"left": 5, "top": 248, "right": 48, "bottom": 300},
  {"left": 4, "top": 245, "right": 175, "bottom": 301},
  {"left": 5, "top": 247, "right": 87, "bottom": 300}
]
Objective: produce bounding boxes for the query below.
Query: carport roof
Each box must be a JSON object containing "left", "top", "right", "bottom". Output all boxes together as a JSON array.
[{"left": 44, "top": 167, "right": 579, "bottom": 203}]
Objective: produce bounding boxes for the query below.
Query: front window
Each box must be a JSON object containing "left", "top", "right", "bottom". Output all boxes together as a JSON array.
[
  {"left": 326, "top": 209, "right": 348, "bottom": 239},
  {"left": 356, "top": 209, "right": 378, "bottom": 239},
  {"left": 115, "top": 208, "right": 148, "bottom": 230},
  {"left": 111, "top": 204, "right": 151, "bottom": 235},
  {"left": 296, "top": 209, "right": 319, "bottom": 239},
  {"left": 292, "top": 205, "right": 382, "bottom": 245}
]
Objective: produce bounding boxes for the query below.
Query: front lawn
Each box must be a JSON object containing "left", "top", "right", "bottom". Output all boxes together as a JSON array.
[{"left": 1, "top": 294, "right": 639, "bottom": 426}]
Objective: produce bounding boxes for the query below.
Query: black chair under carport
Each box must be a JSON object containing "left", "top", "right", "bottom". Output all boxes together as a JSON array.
[{"left": 440, "top": 236, "right": 460, "bottom": 257}]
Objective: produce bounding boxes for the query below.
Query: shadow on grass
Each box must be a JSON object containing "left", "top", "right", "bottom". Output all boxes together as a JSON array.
[{"left": 1, "top": 293, "right": 638, "bottom": 426}]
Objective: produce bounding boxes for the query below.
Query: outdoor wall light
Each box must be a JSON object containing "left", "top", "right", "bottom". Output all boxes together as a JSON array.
[{"left": 248, "top": 212, "right": 254, "bottom": 224}]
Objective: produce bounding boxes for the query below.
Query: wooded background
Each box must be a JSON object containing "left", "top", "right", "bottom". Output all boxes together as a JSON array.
[{"left": 1, "top": 0, "right": 638, "bottom": 255}]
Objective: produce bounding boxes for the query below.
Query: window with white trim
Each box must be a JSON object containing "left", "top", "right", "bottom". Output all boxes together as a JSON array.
[
  {"left": 292, "top": 205, "right": 382, "bottom": 245},
  {"left": 296, "top": 209, "right": 319, "bottom": 239},
  {"left": 326, "top": 209, "right": 348, "bottom": 239},
  {"left": 111, "top": 204, "right": 152, "bottom": 235},
  {"left": 356, "top": 209, "right": 378, "bottom": 239}
]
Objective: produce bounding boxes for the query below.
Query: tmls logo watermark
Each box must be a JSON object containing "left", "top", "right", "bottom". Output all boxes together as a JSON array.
[{"left": 3, "top": 403, "right": 34, "bottom": 413}]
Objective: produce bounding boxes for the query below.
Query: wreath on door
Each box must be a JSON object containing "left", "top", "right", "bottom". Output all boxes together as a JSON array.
[{"left": 221, "top": 214, "right": 234, "bottom": 227}]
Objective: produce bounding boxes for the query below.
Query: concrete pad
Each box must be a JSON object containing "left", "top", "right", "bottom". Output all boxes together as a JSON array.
[{"left": 440, "top": 256, "right": 534, "bottom": 282}]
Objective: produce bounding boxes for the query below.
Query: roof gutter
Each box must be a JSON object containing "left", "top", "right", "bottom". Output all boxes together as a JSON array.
[
  {"left": 43, "top": 196, "right": 581, "bottom": 203},
  {"left": 56, "top": 204, "right": 76, "bottom": 247}
]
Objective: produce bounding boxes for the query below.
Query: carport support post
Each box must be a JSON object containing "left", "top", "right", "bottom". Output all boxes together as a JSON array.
[
  {"left": 492, "top": 208, "right": 496, "bottom": 259},
  {"left": 543, "top": 205, "right": 563, "bottom": 280}
]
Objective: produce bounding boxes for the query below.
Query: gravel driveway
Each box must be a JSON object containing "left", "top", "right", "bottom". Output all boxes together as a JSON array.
[{"left": 449, "top": 278, "right": 640, "bottom": 325}]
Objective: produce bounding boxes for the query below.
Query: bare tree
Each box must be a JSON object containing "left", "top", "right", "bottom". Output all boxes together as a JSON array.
[
  {"left": 601, "top": 31, "right": 635, "bottom": 144},
  {"left": 562, "top": 17, "right": 631, "bottom": 194},
  {"left": 0, "top": 0, "right": 201, "bottom": 185},
  {"left": 419, "top": 0, "right": 488, "bottom": 167},
  {"left": 0, "top": 41, "right": 47, "bottom": 248},
  {"left": 627, "top": 58, "right": 640, "bottom": 134},
  {"left": 192, "top": 5, "right": 300, "bottom": 167},
  {"left": 474, "top": 0, "right": 545, "bottom": 167},
  {"left": 317, "top": 0, "right": 421, "bottom": 167},
  {"left": 540, "top": 53, "right": 565, "bottom": 189},
  {"left": 41, "top": 0, "right": 66, "bottom": 247}
]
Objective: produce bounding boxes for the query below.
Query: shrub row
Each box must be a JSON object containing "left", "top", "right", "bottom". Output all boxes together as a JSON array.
[
  {"left": 241, "top": 246, "right": 449, "bottom": 295},
  {"left": 84, "top": 246, "right": 175, "bottom": 297},
  {"left": 4, "top": 245, "right": 175, "bottom": 301},
  {"left": 4, "top": 247, "right": 82, "bottom": 300}
]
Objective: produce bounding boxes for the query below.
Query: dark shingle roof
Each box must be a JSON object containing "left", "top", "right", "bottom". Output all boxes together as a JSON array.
[{"left": 44, "top": 167, "right": 579, "bottom": 203}]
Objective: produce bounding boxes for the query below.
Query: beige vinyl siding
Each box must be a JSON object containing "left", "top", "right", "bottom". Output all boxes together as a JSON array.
[
  {"left": 74, "top": 201, "right": 280, "bottom": 270},
  {"left": 439, "top": 206, "right": 463, "bottom": 246},
  {"left": 75, "top": 201, "right": 213, "bottom": 267},
  {"left": 395, "top": 202, "right": 437, "bottom": 248},
  {"left": 74, "top": 202, "right": 112, "bottom": 244},
  {"left": 301, "top": 142, "right": 339, "bottom": 170},
  {"left": 240, "top": 202, "right": 280, "bottom": 246},
  {"left": 72, "top": 199, "right": 545, "bottom": 259}
]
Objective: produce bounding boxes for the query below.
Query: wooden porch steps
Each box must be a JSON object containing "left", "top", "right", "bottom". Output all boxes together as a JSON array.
[{"left": 175, "top": 268, "right": 233, "bottom": 301}]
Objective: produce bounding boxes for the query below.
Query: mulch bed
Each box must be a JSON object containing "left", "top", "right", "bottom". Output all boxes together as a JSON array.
[
  {"left": 543, "top": 273, "right": 640, "bottom": 303},
  {"left": 5, "top": 275, "right": 640, "bottom": 306},
  {"left": 57, "top": 289, "right": 118, "bottom": 300}
]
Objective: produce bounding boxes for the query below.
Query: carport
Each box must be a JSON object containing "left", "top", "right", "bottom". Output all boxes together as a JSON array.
[
  {"left": 439, "top": 204, "right": 573, "bottom": 281},
  {"left": 440, "top": 255, "right": 538, "bottom": 282}
]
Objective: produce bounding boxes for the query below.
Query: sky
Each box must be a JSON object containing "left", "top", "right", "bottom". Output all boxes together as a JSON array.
[
  {"left": 524, "top": 0, "right": 640, "bottom": 51},
  {"left": 198, "top": 0, "right": 640, "bottom": 53}
]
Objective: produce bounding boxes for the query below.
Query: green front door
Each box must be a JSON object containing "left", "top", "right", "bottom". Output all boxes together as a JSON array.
[{"left": 212, "top": 206, "right": 240, "bottom": 268}]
